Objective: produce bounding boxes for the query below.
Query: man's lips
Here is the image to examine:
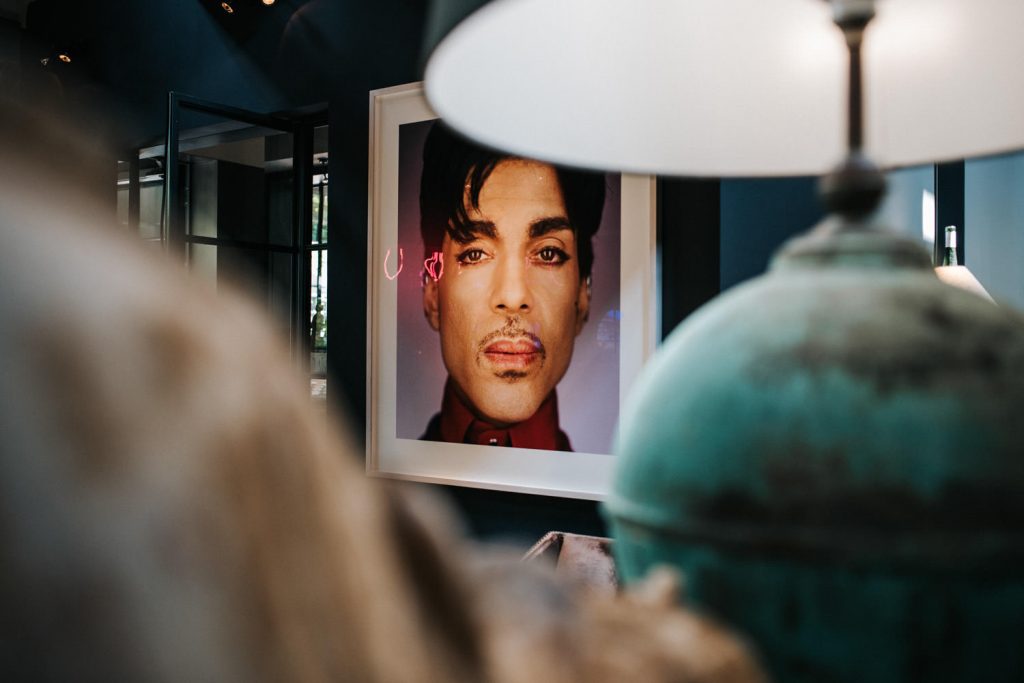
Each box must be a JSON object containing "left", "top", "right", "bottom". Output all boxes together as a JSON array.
[{"left": 482, "top": 338, "right": 542, "bottom": 369}]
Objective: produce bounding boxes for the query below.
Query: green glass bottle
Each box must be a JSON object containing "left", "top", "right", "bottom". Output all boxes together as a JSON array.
[{"left": 943, "top": 224, "right": 959, "bottom": 266}]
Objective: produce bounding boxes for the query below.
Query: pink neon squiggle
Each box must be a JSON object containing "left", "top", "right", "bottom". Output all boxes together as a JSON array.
[
  {"left": 384, "top": 247, "right": 404, "bottom": 281},
  {"left": 424, "top": 251, "right": 444, "bottom": 282}
]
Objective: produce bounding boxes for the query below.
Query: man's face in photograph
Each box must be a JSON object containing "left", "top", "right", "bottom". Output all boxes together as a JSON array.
[{"left": 423, "top": 159, "right": 591, "bottom": 426}]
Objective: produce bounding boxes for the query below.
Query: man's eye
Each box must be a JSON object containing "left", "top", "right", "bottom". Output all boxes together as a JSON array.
[
  {"left": 536, "top": 246, "right": 569, "bottom": 264},
  {"left": 457, "top": 248, "right": 487, "bottom": 264}
]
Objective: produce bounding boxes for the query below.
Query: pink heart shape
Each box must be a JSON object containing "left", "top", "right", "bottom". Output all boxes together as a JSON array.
[{"left": 424, "top": 251, "right": 444, "bottom": 282}]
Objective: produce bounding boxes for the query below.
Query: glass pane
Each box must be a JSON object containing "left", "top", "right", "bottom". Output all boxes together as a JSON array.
[
  {"left": 966, "top": 151, "right": 1024, "bottom": 309},
  {"left": 310, "top": 246, "right": 327, "bottom": 404},
  {"left": 139, "top": 178, "right": 163, "bottom": 242},
  {"left": 188, "top": 242, "right": 294, "bottom": 341},
  {"left": 117, "top": 155, "right": 164, "bottom": 243},
  {"left": 177, "top": 117, "right": 295, "bottom": 248},
  {"left": 189, "top": 241, "right": 219, "bottom": 286},
  {"left": 873, "top": 164, "right": 935, "bottom": 248},
  {"left": 116, "top": 160, "right": 129, "bottom": 230},
  {"left": 266, "top": 251, "right": 293, "bottom": 336},
  {"left": 311, "top": 175, "right": 328, "bottom": 245},
  {"left": 309, "top": 245, "right": 325, "bottom": 358},
  {"left": 312, "top": 124, "right": 329, "bottom": 245}
]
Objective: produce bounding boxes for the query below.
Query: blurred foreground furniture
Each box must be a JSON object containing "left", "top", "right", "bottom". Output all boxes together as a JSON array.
[{"left": 524, "top": 532, "right": 618, "bottom": 597}]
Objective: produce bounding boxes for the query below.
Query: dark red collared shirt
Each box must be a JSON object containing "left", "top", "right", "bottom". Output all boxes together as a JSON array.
[{"left": 420, "top": 378, "right": 572, "bottom": 452}]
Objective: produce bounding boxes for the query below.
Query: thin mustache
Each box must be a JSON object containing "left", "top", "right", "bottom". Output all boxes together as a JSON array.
[{"left": 477, "top": 318, "right": 545, "bottom": 355}]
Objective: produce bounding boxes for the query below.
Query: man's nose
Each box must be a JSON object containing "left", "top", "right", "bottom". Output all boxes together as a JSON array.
[{"left": 491, "top": 256, "right": 531, "bottom": 314}]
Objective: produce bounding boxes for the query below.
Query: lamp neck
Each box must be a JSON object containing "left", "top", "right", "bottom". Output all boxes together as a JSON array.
[
  {"left": 819, "top": 0, "right": 885, "bottom": 220},
  {"left": 834, "top": 0, "right": 874, "bottom": 152}
]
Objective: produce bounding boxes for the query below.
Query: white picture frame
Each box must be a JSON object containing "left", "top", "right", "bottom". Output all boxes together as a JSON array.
[{"left": 366, "top": 82, "right": 656, "bottom": 500}]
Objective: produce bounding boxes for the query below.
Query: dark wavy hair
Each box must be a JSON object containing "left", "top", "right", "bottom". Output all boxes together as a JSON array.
[{"left": 419, "top": 122, "right": 605, "bottom": 281}]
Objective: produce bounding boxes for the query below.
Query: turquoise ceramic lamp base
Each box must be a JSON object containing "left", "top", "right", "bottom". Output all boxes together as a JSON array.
[{"left": 606, "top": 216, "right": 1024, "bottom": 681}]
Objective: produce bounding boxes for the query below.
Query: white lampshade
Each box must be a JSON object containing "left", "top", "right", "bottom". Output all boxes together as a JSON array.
[{"left": 425, "top": 0, "right": 1024, "bottom": 176}]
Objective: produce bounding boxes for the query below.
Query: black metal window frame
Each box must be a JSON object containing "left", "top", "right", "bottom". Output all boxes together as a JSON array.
[{"left": 162, "top": 91, "right": 327, "bottom": 364}]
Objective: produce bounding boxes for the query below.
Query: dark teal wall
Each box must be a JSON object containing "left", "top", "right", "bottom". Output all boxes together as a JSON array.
[
  {"left": 719, "top": 177, "right": 824, "bottom": 292},
  {"left": 965, "top": 153, "right": 1024, "bottom": 309},
  {"left": 21, "top": 0, "right": 427, "bottom": 146}
]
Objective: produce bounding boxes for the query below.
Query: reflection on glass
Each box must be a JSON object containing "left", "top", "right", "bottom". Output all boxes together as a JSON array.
[
  {"left": 310, "top": 123, "right": 329, "bottom": 405},
  {"left": 872, "top": 164, "right": 934, "bottom": 247},
  {"left": 139, "top": 179, "right": 163, "bottom": 243},
  {"left": 312, "top": 172, "right": 328, "bottom": 245},
  {"left": 966, "top": 151, "right": 1024, "bottom": 310},
  {"left": 188, "top": 242, "right": 218, "bottom": 286},
  {"left": 131, "top": 110, "right": 331, "bottom": 403},
  {"left": 116, "top": 156, "right": 164, "bottom": 245},
  {"left": 116, "top": 160, "right": 129, "bottom": 230},
  {"left": 922, "top": 189, "right": 936, "bottom": 244},
  {"left": 188, "top": 242, "right": 294, "bottom": 341},
  {"left": 180, "top": 126, "right": 295, "bottom": 247}
]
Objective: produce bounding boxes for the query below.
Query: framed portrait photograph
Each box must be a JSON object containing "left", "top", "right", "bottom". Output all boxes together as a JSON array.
[{"left": 367, "top": 82, "right": 656, "bottom": 499}]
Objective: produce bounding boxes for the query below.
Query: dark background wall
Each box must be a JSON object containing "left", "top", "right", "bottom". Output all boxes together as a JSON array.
[
  {"left": 720, "top": 178, "right": 823, "bottom": 290},
  {"left": 4, "top": 0, "right": 822, "bottom": 547}
]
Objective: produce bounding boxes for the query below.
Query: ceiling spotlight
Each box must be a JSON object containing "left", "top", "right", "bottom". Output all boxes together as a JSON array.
[
  {"left": 262, "top": 0, "right": 275, "bottom": 5},
  {"left": 220, "top": 1, "right": 234, "bottom": 13},
  {"left": 39, "top": 50, "right": 72, "bottom": 66}
]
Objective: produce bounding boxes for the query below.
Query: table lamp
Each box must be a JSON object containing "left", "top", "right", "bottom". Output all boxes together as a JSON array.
[{"left": 423, "top": 1, "right": 1024, "bottom": 681}]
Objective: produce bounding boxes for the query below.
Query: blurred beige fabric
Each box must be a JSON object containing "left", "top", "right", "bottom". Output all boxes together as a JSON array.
[{"left": 0, "top": 102, "right": 767, "bottom": 683}]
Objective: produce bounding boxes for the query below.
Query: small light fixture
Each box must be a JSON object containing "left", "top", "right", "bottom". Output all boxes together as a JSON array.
[
  {"left": 262, "top": 0, "right": 276, "bottom": 5},
  {"left": 220, "top": 1, "right": 234, "bottom": 13},
  {"left": 39, "top": 50, "right": 72, "bottom": 66}
]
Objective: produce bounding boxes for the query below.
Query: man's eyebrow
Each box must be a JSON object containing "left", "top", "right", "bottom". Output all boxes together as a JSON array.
[
  {"left": 529, "top": 216, "right": 573, "bottom": 239},
  {"left": 449, "top": 219, "right": 496, "bottom": 244}
]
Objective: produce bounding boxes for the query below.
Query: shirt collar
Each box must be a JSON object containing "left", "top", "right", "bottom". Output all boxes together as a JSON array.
[{"left": 438, "top": 378, "right": 571, "bottom": 451}]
